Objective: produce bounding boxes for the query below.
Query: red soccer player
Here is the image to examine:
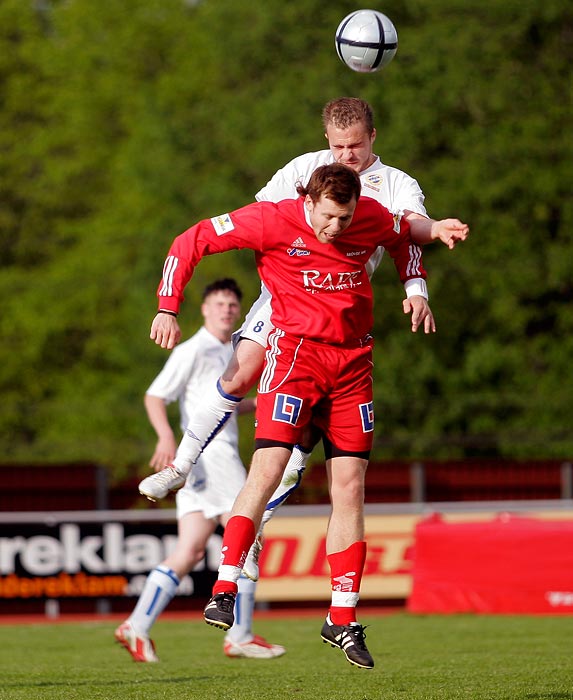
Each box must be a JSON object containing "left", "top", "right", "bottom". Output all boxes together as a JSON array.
[{"left": 149, "top": 163, "right": 447, "bottom": 669}]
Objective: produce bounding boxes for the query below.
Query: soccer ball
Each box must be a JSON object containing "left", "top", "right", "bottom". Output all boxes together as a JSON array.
[{"left": 335, "top": 9, "right": 398, "bottom": 73}]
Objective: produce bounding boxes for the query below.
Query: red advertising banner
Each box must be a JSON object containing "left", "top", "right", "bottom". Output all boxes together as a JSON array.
[{"left": 408, "top": 514, "right": 573, "bottom": 614}]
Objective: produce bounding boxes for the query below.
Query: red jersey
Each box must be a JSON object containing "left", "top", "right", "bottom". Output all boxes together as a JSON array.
[{"left": 158, "top": 197, "right": 426, "bottom": 345}]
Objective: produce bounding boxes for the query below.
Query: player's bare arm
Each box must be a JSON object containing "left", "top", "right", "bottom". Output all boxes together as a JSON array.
[
  {"left": 150, "top": 313, "right": 182, "bottom": 349},
  {"left": 144, "top": 394, "right": 178, "bottom": 470},
  {"left": 406, "top": 212, "right": 469, "bottom": 250},
  {"left": 403, "top": 295, "right": 436, "bottom": 334}
]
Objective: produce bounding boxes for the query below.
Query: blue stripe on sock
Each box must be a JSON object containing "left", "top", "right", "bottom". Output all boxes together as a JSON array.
[
  {"left": 189, "top": 379, "right": 242, "bottom": 457},
  {"left": 265, "top": 466, "right": 305, "bottom": 511},
  {"left": 201, "top": 414, "right": 231, "bottom": 454},
  {"left": 216, "top": 378, "right": 243, "bottom": 403},
  {"left": 156, "top": 566, "right": 180, "bottom": 587},
  {"left": 145, "top": 585, "right": 162, "bottom": 616}
]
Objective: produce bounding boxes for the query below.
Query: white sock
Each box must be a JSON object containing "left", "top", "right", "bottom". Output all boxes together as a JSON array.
[
  {"left": 260, "top": 445, "right": 310, "bottom": 527},
  {"left": 172, "top": 379, "right": 242, "bottom": 475},
  {"left": 127, "top": 565, "right": 180, "bottom": 636},
  {"left": 225, "top": 575, "right": 255, "bottom": 644}
]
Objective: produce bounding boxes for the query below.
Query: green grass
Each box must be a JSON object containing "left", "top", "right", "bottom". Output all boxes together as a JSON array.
[{"left": 1, "top": 612, "right": 572, "bottom": 700}]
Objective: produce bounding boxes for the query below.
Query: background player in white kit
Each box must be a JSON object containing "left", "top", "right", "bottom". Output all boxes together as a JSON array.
[
  {"left": 116, "top": 279, "right": 285, "bottom": 661},
  {"left": 139, "top": 98, "right": 469, "bottom": 576}
]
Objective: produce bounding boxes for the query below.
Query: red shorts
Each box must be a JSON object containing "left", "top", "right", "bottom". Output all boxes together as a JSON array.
[{"left": 256, "top": 329, "right": 375, "bottom": 453}]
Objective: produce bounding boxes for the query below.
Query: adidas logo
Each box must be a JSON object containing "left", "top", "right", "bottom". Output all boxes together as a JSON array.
[{"left": 290, "top": 237, "right": 307, "bottom": 248}]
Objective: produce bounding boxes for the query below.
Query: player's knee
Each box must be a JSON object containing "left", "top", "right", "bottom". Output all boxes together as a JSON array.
[
  {"left": 220, "top": 373, "right": 254, "bottom": 396},
  {"left": 220, "top": 360, "right": 261, "bottom": 395},
  {"left": 332, "top": 477, "right": 364, "bottom": 504},
  {"left": 220, "top": 340, "right": 266, "bottom": 395}
]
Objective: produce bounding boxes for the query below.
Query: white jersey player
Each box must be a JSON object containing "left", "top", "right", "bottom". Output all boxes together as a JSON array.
[
  {"left": 116, "top": 279, "right": 285, "bottom": 661},
  {"left": 139, "top": 98, "right": 469, "bottom": 580},
  {"left": 147, "top": 325, "right": 244, "bottom": 516}
]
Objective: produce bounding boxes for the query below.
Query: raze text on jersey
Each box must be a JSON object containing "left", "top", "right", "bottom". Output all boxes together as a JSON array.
[{"left": 301, "top": 269, "right": 363, "bottom": 292}]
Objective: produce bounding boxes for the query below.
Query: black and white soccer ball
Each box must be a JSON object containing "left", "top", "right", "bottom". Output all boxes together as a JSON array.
[{"left": 335, "top": 9, "right": 398, "bottom": 73}]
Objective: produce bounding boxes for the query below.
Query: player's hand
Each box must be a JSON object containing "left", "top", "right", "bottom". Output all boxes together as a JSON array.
[
  {"left": 431, "top": 218, "right": 469, "bottom": 249},
  {"left": 403, "top": 295, "right": 436, "bottom": 334},
  {"left": 149, "top": 435, "right": 178, "bottom": 470},
  {"left": 150, "top": 313, "right": 181, "bottom": 349}
]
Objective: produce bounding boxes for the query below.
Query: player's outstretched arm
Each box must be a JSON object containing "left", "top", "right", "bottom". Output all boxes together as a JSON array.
[
  {"left": 403, "top": 295, "right": 436, "bottom": 334},
  {"left": 150, "top": 313, "right": 181, "bottom": 349},
  {"left": 406, "top": 212, "right": 469, "bottom": 250}
]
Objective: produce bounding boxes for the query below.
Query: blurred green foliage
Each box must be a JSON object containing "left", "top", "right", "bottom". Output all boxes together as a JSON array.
[{"left": 1, "top": 0, "right": 572, "bottom": 475}]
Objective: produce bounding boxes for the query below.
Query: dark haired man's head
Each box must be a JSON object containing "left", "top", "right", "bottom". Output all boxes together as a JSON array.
[{"left": 297, "top": 164, "right": 361, "bottom": 245}]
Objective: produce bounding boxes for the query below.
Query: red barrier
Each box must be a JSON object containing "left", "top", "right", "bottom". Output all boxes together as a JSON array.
[{"left": 408, "top": 514, "right": 573, "bottom": 614}]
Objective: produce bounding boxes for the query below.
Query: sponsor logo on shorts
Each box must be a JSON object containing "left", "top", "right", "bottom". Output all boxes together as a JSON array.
[
  {"left": 210, "top": 213, "right": 235, "bottom": 236},
  {"left": 273, "top": 394, "right": 303, "bottom": 425},
  {"left": 359, "top": 402, "right": 374, "bottom": 432}
]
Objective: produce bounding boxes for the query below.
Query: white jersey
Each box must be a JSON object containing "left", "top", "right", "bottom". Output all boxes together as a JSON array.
[
  {"left": 146, "top": 326, "right": 245, "bottom": 519},
  {"left": 256, "top": 148, "right": 427, "bottom": 218},
  {"left": 235, "top": 150, "right": 429, "bottom": 348}
]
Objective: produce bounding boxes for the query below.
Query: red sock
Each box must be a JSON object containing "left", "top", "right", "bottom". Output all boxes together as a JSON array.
[
  {"left": 327, "top": 541, "right": 367, "bottom": 625},
  {"left": 212, "top": 515, "right": 256, "bottom": 596}
]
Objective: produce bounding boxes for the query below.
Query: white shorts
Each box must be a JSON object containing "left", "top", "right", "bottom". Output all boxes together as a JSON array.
[
  {"left": 176, "top": 440, "right": 246, "bottom": 521},
  {"left": 232, "top": 284, "right": 274, "bottom": 349}
]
